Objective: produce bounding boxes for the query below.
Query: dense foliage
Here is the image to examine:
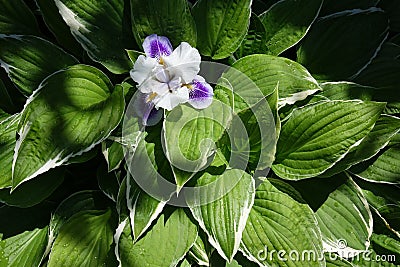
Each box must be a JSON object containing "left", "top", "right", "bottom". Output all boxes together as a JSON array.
[{"left": 0, "top": 0, "right": 400, "bottom": 266}]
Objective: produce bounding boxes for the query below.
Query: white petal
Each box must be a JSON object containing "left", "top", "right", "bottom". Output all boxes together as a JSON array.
[
  {"left": 141, "top": 77, "right": 169, "bottom": 95},
  {"left": 168, "top": 76, "right": 182, "bottom": 91},
  {"left": 162, "top": 42, "right": 201, "bottom": 83},
  {"left": 192, "top": 75, "right": 206, "bottom": 83},
  {"left": 153, "top": 66, "right": 171, "bottom": 83},
  {"left": 152, "top": 81, "right": 170, "bottom": 95},
  {"left": 155, "top": 87, "right": 189, "bottom": 111},
  {"left": 130, "top": 55, "right": 158, "bottom": 86}
]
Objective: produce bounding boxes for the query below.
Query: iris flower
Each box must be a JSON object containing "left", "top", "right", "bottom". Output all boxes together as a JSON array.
[{"left": 130, "top": 34, "right": 213, "bottom": 125}]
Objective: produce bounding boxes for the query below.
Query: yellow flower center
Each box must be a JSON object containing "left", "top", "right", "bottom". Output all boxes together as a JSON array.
[{"left": 146, "top": 92, "right": 158, "bottom": 103}]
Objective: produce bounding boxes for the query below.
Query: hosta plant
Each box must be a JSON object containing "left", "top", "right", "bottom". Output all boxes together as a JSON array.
[{"left": 0, "top": 0, "right": 400, "bottom": 266}]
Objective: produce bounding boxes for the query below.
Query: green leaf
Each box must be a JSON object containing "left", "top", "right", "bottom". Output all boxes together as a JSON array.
[
  {"left": 325, "top": 254, "right": 353, "bottom": 267},
  {"left": 124, "top": 119, "right": 175, "bottom": 204},
  {"left": 13, "top": 64, "right": 124, "bottom": 188},
  {"left": 379, "top": 0, "right": 400, "bottom": 32},
  {"left": 208, "top": 250, "right": 258, "bottom": 267},
  {"left": 213, "top": 84, "right": 278, "bottom": 177},
  {"left": 0, "top": 35, "right": 78, "bottom": 96},
  {"left": 320, "top": 82, "right": 375, "bottom": 101},
  {"left": 188, "top": 169, "right": 255, "bottom": 262},
  {"left": 319, "top": 0, "right": 379, "bottom": 16},
  {"left": 0, "top": 168, "right": 64, "bottom": 208},
  {"left": 219, "top": 84, "right": 280, "bottom": 175},
  {"left": 0, "top": 0, "right": 40, "bottom": 35},
  {"left": 251, "top": 0, "right": 279, "bottom": 15},
  {"left": 240, "top": 178, "right": 324, "bottom": 267},
  {"left": 371, "top": 233, "right": 400, "bottom": 256},
  {"left": 178, "top": 259, "right": 191, "bottom": 267},
  {"left": 120, "top": 111, "right": 142, "bottom": 149},
  {"left": 315, "top": 176, "right": 373, "bottom": 256},
  {"left": 126, "top": 173, "right": 167, "bottom": 241},
  {"left": 130, "top": 0, "right": 197, "bottom": 47},
  {"left": 118, "top": 209, "right": 198, "bottom": 267},
  {"left": 390, "top": 34, "right": 400, "bottom": 45},
  {"left": 45, "top": 191, "right": 111, "bottom": 263},
  {"left": 125, "top": 149, "right": 174, "bottom": 230},
  {"left": 272, "top": 100, "right": 385, "bottom": 180},
  {"left": 125, "top": 49, "right": 145, "bottom": 63},
  {"left": 0, "top": 110, "right": 8, "bottom": 121},
  {"left": 236, "top": 91, "right": 278, "bottom": 172},
  {"left": 54, "top": 0, "right": 133, "bottom": 73},
  {"left": 0, "top": 227, "right": 48, "bottom": 267},
  {"left": 225, "top": 259, "right": 243, "bottom": 267},
  {"left": 374, "top": 212, "right": 400, "bottom": 241},
  {"left": 322, "top": 115, "right": 400, "bottom": 177},
  {"left": 119, "top": 80, "right": 137, "bottom": 103},
  {"left": 66, "top": 147, "right": 98, "bottom": 164},
  {"left": 48, "top": 209, "right": 115, "bottom": 267},
  {"left": 35, "top": 0, "right": 84, "bottom": 57},
  {"left": 0, "top": 72, "right": 25, "bottom": 114},
  {"left": 365, "top": 195, "right": 400, "bottom": 236},
  {"left": 322, "top": 40, "right": 400, "bottom": 111},
  {"left": 193, "top": 0, "right": 252, "bottom": 59},
  {"left": 353, "top": 40, "right": 400, "bottom": 94},
  {"left": 102, "top": 140, "right": 124, "bottom": 172},
  {"left": 389, "top": 133, "right": 400, "bottom": 146},
  {"left": 188, "top": 233, "right": 212, "bottom": 266},
  {"left": 385, "top": 104, "right": 400, "bottom": 116},
  {"left": 267, "top": 84, "right": 281, "bottom": 138},
  {"left": 351, "top": 246, "right": 398, "bottom": 267},
  {"left": 49, "top": 191, "right": 110, "bottom": 241},
  {"left": 97, "top": 164, "right": 120, "bottom": 202},
  {"left": 164, "top": 102, "right": 232, "bottom": 187},
  {"left": 259, "top": 0, "right": 323, "bottom": 56},
  {"left": 215, "top": 55, "right": 321, "bottom": 111},
  {"left": 0, "top": 76, "right": 15, "bottom": 113},
  {"left": 278, "top": 94, "right": 329, "bottom": 121},
  {"left": 297, "top": 8, "right": 389, "bottom": 81},
  {"left": 350, "top": 145, "right": 400, "bottom": 184},
  {"left": 116, "top": 176, "right": 129, "bottom": 221},
  {"left": 358, "top": 180, "right": 400, "bottom": 239},
  {"left": 235, "top": 13, "right": 267, "bottom": 58},
  {"left": 0, "top": 113, "right": 19, "bottom": 189}
]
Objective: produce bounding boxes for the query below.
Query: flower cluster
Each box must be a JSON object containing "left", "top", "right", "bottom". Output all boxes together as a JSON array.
[{"left": 130, "top": 34, "right": 213, "bottom": 125}]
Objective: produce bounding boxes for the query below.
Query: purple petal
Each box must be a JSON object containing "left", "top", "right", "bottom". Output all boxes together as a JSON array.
[
  {"left": 134, "top": 92, "right": 163, "bottom": 126},
  {"left": 188, "top": 77, "right": 214, "bottom": 109},
  {"left": 142, "top": 34, "right": 173, "bottom": 59}
]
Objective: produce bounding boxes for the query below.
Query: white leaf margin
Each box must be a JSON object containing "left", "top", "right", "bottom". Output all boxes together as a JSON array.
[
  {"left": 189, "top": 174, "right": 255, "bottom": 262},
  {"left": 113, "top": 218, "right": 128, "bottom": 267},
  {"left": 259, "top": 0, "right": 324, "bottom": 56},
  {"left": 126, "top": 173, "right": 167, "bottom": 242},
  {"left": 316, "top": 7, "right": 390, "bottom": 80},
  {"left": 273, "top": 100, "right": 385, "bottom": 180},
  {"left": 320, "top": 176, "right": 373, "bottom": 258}
]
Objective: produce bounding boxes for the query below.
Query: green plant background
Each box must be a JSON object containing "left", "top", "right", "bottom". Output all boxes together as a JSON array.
[{"left": 0, "top": 0, "right": 399, "bottom": 266}]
